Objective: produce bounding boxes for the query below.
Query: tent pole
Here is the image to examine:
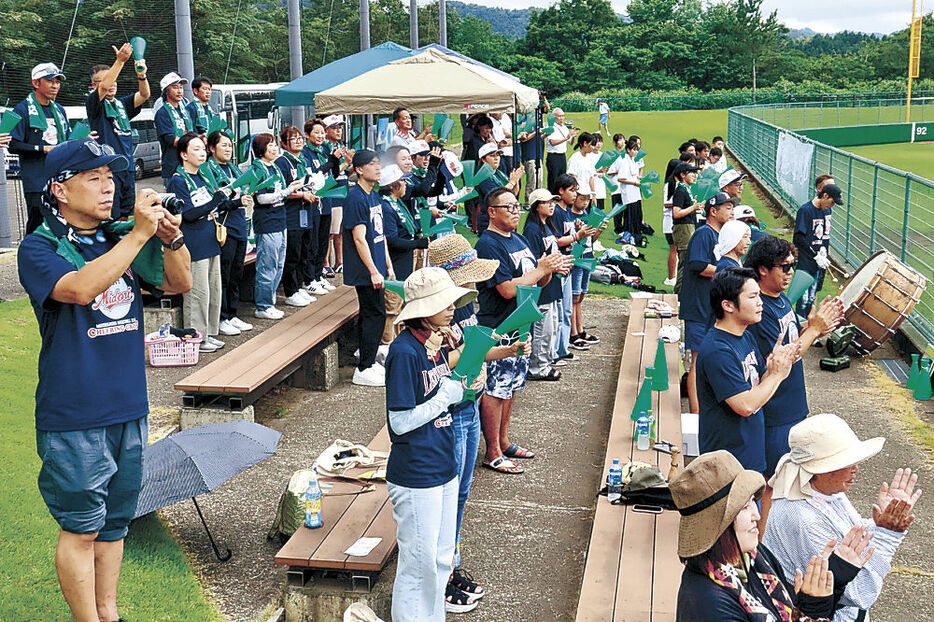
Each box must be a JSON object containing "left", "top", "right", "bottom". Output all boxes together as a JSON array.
[{"left": 439, "top": 0, "right": 448, "bottom": 46}]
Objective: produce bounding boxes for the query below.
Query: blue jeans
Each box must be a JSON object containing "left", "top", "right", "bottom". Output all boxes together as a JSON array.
[
  {"left": 452, "top": 401, "right": 480, "bottom": 568},
  {"left": 795, "top": 268, "right": 824, "bottom": 318},
  {"left": 388, "top": 478, "right": 459, "bottom": 622},
  {"left": 553, "top": 274, "right": 573, "bottom": 359},
  {"left": 254, "top": 230, "right": 287, "bottom": 310}
]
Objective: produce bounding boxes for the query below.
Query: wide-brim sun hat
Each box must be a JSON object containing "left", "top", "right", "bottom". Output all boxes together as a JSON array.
[
  {"left": 395, "top": 267, "right": 477, "bottom": 324},
  {"left": 669, "top": 450, "right": 766, "bottom": 558},
  {"left": 428, "top": 234, "right": 500, "bottom": 287},
  {"left": 769, "top": 413, "right": 885, "bottom": 501}
]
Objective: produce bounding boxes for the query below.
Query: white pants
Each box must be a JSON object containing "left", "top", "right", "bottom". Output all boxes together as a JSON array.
[
  {"left": 388, "top": 477, "right": 458, "bottom": 622},
  {"left": 184, "top": 254, "right": 221, "bottom": 338}
]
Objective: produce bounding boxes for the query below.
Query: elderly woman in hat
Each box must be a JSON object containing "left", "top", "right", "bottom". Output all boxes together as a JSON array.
[
  {"left": 385, "top": 267, "right": 479, "bottom": 619},
  {"left": 714, "top": 220, "right": 752, "bottom": 271},
  {"left": 428, "top": 234, "right": 524, "bottom": 605},
  {"left": 671, "top": 450, "right": 872, "bottom": 621},
  {"left": 764, "top": 413, "right": 922, "bottom": 622}
]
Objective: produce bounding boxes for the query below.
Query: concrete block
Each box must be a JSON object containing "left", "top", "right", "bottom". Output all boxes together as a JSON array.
[
  {"left": 310, "top": 341, "right": 339, "bottom": 391},
  {"left": 283, "top": 575, "right": 391, "bottom": 622},
  {"left": 143, "top": 305, "right": 182, "bottom": 337},
  {"left": 180, "top": 405, "right": 254, "bottom": 430}
]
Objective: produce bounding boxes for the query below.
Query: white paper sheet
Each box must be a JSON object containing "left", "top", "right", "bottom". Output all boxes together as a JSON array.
[{"left": 344, "top": 537, "right": 382, "bottom": 557}]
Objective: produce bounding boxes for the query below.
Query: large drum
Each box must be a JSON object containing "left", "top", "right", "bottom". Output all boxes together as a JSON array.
[{"left": 836, "top": 250, "right": 926, "bottom": 354}]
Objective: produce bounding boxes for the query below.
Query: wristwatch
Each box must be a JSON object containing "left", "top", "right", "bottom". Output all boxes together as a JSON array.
[{"left": 164, "top": 233, "right": 185, "bottom": 251}]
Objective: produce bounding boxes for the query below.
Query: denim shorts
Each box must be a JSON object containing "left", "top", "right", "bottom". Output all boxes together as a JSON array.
[
  {"left": 36, "top": 417, "right": 147, "bottom": 541},
  {"left": 571, "top": 265, "right": 591, "bottom": 295},
  {"left": 485, "top": 354, "right": 529, "bottom": 399}
]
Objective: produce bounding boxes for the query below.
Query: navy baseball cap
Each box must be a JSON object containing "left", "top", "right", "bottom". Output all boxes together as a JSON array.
[
  {"left": 819, "top": 183, "right": 844, "bottom": 205},
  {"left": 352, "top": 149, "right": 379, "bottom": 168},
  {"left": 46, "top": 138, "right": 129, "bottom": 179},
  {"left": 705, "top": 192, "right": 736, "bottom": 209}
]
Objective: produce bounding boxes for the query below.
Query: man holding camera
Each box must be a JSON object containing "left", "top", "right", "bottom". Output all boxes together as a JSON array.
[{"left": 17, "top": 138, "right": 191, "bottom": 622}]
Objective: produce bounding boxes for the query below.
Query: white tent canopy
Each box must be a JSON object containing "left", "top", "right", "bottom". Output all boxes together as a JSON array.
[{"left": 314, "top": 48, "right": 539, "bottom": 115}]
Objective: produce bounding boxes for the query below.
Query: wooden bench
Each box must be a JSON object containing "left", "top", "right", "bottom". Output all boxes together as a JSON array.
[
  {"left": 274, "top": 424, "right": 396, "bottom": 590},
  {"left": 575, "top": 294, "right": 683, "bottom": 622},
  {"left": 174, "top": 285, "right": 358, "bottom": 409}
]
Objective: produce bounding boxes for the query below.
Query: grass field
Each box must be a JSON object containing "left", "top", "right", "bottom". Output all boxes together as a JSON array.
[
  {"left": 0, "top": 298, "right": 223, "bottom": 621},
  {"left": 847, "top": 142, "right": 934, "bottom": 181},
  {"left": 742, "top": 100, "right": 934, "bottom": 130}
]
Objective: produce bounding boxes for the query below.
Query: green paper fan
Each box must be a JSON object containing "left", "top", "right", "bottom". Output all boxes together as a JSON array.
[
  {"left": 0, "top": 110, "right": 23, "bottom": 134},
  {"left": 70, "top": 121, "right": 91, "bottom": 140}
]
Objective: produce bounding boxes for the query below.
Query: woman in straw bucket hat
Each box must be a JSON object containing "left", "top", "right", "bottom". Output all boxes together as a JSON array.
[
  {"left": 763, "top": 413, "right": 922, "bottom": 621},
  {"left": 671, "top": 450, "right": 871, "bottom": 621},
  {"left": 428, "top": 233, "right": 526, "bottom": 604},
  {"left": 384, "top": 266, "right": 479, "bottom": 618}
]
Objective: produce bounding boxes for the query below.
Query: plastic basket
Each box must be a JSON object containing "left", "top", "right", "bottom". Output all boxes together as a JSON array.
[{"left": 145, "top": 330, "right": 203, "bottom": 367}]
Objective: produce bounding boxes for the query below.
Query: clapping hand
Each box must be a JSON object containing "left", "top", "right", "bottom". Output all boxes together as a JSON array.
[
  {"left": 793, "top": 544, "right": 834, "bottom": 598},
  {"left": 539, "top": 252, "right": 565, "bottom": 275},
  {"left": 808, "top": 295, "right": 845, "bottom": 337},
  {"left": 834, "top": 524, "right": 875, "bottom": 568},
  {"left": 873, "top": 468, "right": 922, "bottom": 532},
  {"left": 766, "top": 333, "right": 799, "bottom": 379}
]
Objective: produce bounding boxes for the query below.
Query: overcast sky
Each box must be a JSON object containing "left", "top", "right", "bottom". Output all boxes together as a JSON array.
[{"left": 462, "top": 0, "right": 918, "bottom": 35}]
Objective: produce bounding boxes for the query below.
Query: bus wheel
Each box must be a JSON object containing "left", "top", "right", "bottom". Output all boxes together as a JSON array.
[{"left": 135, "top": 160, "right": 144, "bottom": 180}]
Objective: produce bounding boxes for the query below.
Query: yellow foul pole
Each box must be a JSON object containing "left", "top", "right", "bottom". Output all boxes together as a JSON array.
[{"left": 908, "top": 0, "right": 923, "bottom": 122}]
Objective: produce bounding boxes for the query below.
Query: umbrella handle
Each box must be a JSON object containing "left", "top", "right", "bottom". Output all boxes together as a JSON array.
[{"left": 192, "top": 497, "right": 232, "bottom": 562}]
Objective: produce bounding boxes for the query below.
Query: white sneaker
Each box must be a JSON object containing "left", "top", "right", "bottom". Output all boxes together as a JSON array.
[
  {"left": 230, "top": 317, "right": 253, "bottom": 331},
  {"left": 375, "top": 344, "right": 390, "bottom": 366},
  {"left": 207, "top": 336, "right": 225, "bottom": 349},
  {"left": 306, "top": 280, "right": 328, "bottom": 295},
  {"left": 199, "top": 341, "right": 218, "bottom": 353},
  {"left": 298, "top": 289, "right": 317, "bottom": 303},
  {"left": 664, "top": 277, "right": 676, "bottom": 287},
  {"left": 353, "top": 365, "right": 385, "bottom": 386},
  {"left": 284, "top": 293, "right": 310, "bottom": 307},
  {"left": 321, "top": 279, "right": 337, "bottom": 291},
  {"left": 218, "top": 319, "right": 241, "bottom": 336},
  {"left": 254, "top": 307, "right": 284, "bottom": 320}
]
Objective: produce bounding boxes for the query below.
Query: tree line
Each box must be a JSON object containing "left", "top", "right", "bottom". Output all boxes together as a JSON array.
[{"left": 1, "top": 0, "right": 932, "bottom": 108}]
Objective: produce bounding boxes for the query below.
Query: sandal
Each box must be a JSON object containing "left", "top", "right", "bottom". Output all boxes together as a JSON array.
[
  {"left": 451, "top": 567, "right": 485, "bottom": 599},
  {"left": 445, "top": 582, "right": 479, "bottom": 613},
  {"left": 503, "top": 443, "right": 535, "bottom": 459},
  {"left": 482, "top": 456, "right": 524, "bottom": 474}
]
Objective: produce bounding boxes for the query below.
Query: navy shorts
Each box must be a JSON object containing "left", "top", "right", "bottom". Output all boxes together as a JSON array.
[
  {"left": 684, "top": 319, "right": 711, "bottom": 352},
  {"left": 485, "top": 352, "right": 529, "bottom": 399},
  {"left": 571, "top": 265, "right": 591, "bottom": 295},
  {"left": 764, "top": 421, "right": 799, "bottom": 478},
  {"left": 36, "top": 417, "right": 147, "bottom": 541}
]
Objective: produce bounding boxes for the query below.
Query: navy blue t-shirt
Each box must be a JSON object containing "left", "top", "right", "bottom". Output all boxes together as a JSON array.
[
  {"left": 211, "top": 161, "right": 248, "bottom": 241},
  {"left": 750, "top": 227, "right": 768, "bottom": 243},
  {"left": 450, "top": 302, "right": 484, "bottom": 409},
  {"left": 251, "top": 162, "right": 287, "bottom": 235},
  {"left": 275, "top": 155, "right": 314, "bottom": 231},
  {"left": 748, "top": 292, "right": 807, "bottom": 427},
  {"left": 794, "top": 201, "right": 832, "bottom": 275},
  {"left": 154, "top": 103, "right": 191, "bottom": 179},
  {"left": 570, "top": 209, "right": 595, "bottom": 258},
  {"left": 9, "top": 98, "right": 70, "bottom": 193},
  {"left": 696, "top": 327, "right": 766, "bottom": 473},
  {"left": 681, "top": 224, "right": 719, "bottom": 324},
  {"left": 475, "top": 229, "right": 538, "bottom": 328},
  {"left": 521, "top": 216, "right": 561, "bottom": 305},
  {"left": 553, "top": 204, "right": 575, "bottom": 255},
  {"left": 385, "top": 330, "right": 456, "bottom": 488},
  {"left": 715, "top": 256, "right": 741, "bottom": 272},
  {"left": 342, "top": 184, "right": 387, "bottom": 287},
  {"left": 301, "top": 144, "right": 333, "bottom": 216},
  {"left": 165, "top": 173, "right": 223, "bottom": 261},
  {"left": 85, "top": 92, "right": 141, "bottom": 165},
  {"left": 18, "top": 232, "right": 149, "bottom": 432}
]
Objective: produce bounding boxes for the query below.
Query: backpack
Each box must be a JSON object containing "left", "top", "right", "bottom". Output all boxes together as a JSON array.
[{"left": 267, "top": 469, "right": 317, "bottom": 542}]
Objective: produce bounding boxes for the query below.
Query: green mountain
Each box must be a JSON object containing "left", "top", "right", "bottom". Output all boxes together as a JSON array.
[{"left": 448, "top": 2, "right": 531, "bottom": 38}]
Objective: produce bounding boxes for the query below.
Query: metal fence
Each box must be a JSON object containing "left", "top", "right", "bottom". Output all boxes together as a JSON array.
[{"left": 728, "top": 101, "right": 934, "bottom": 348}]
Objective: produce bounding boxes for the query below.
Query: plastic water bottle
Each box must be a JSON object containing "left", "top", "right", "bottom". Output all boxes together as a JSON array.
[
  {"left": 607, "top": 458, "right": 623, "bottom": 503},
  {"left": 304, "top": 474, "right": 323, "bottom": 529},
  {"left": 637, "top": 415, "right": 651, "bottom": 451}
]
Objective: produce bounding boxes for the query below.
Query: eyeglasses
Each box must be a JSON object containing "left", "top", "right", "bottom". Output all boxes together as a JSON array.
[
  {"left": 289, "top": 137, "right": 304, "bottom": 143},
  {"left": 492, "top": 203, "right": 521, "bottom": 213},
  {"left": 774, "top": 262, "right": 795, "bottom": 273}
]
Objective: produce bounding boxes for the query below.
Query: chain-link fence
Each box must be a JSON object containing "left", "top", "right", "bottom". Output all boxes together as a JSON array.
[{"left": 728, "top": 101, "right": 934, "bottom": 349}]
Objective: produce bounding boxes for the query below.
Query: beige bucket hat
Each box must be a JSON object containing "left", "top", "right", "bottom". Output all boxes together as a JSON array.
[
  {"left": 669, "top": 450, "right": 766, "bottom": 558},
  {"left": 428, "top": 234, "right": 499, "bottom": 287},
  {"left": 769, "top": 413, "right": 885, "bottom": 501},
  {"left": 394, "top": 267, "right": 476, "bottom": 324}
]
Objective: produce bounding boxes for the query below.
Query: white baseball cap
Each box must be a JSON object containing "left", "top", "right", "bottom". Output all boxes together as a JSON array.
[
  {"left": 718, "top": 169, "right": 747, "bottom": 188},
  {"left": 380, "top": 164, "right": 404, "bottom": 186},
  {"left": 323, "top": 114, "right": 344, "bottom": 127},
  {"left": 160, "top": 72, "right": 188, "bottom": 91},
  {"left": 32, "top": 63, "right": 66, "bottom": 81},
  {"left": 478, "top": 142, "right": 503, "bottom": 159},
  {"left": 410, "top": 139, "right": 431, "bottom": 156},
  {"left": 733, "top": 205, "right": 756, "bottom": 220}
]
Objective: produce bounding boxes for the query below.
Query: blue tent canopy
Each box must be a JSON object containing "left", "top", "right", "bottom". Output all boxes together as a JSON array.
[
  {"left": 275, "top": 42, "right": 412, "bottom": 107},
  {"left": 275, "top": 41, "right": 520, "bottom": 107}
]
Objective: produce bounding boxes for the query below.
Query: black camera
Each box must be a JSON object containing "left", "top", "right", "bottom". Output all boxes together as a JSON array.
[{"left": 156, "top": 193, "right": 185, "bottom": 215}]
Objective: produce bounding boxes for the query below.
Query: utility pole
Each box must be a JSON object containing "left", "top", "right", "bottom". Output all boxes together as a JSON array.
[
  {"left": 439, "top": 0, "right": 447, "bottom": 47},
  {"left": 287, "top": 0, "right": 304, "bottom": 125},
  {"left": 0, "top": 151, "right": 11, "bottom": 248},
  {"left": 410, "top": 0, "right": 419, "bottom": 50},
  {"left": 360, "top": 0, "right": 371, "bottom": 51},
  {"left": 174, "top": 0, "right": 195, "bottom": 99}
]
